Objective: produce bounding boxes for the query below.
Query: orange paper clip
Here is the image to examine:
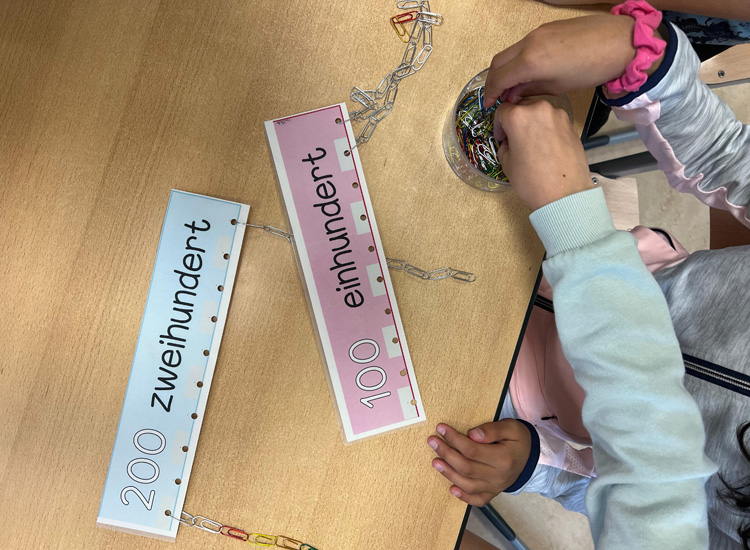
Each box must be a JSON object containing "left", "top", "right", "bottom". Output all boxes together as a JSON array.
[{"left": 390, "top": 11, "right": 419, "bottom": 42}]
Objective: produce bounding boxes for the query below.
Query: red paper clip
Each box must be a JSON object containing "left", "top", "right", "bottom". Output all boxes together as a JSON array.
[
  {"left": 220, "top": 525, "right": 250, "bottom": 541},
  {"left": 390, "top": 11, "right": 419, "bottom": 42}
]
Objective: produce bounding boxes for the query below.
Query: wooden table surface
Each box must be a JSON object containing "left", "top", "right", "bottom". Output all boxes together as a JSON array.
[{"left": 0, "top": 1, "right": 597, "bottom": 549}]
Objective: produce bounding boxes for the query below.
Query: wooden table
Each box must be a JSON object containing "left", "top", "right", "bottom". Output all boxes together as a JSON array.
[{"left": 0, "top": 2, "right": 597, "bottom": 549}]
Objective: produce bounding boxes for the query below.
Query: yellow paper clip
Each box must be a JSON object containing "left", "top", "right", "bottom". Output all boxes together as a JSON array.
[{"left": 249, "top": 533, "right": 278, "bottom": 546}]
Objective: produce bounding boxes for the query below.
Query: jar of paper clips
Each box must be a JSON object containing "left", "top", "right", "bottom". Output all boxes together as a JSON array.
[{"left": 443, "top": 68, "right": 572, "bottom": 192}]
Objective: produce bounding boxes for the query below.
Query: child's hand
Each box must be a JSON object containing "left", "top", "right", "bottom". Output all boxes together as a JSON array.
[
  {"left": 427, "top": 420, "right": 532, "bottom": 506},
  {"left": 484, "top": 15, "right": 639, "bottom": 106},
  {"left": 495, "top": 99, "right": 594, "bottom": 211}
]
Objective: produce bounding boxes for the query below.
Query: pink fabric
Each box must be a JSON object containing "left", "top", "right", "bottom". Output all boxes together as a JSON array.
[
  {"left": 616, "top": 95, "right": 750, "bottom": 227},
  {"left": 610, "top": 93, "right": 660, "bottom": 125},
  {"left": 605, "top": 1, "right": 666, "bottom": 94},
  {"left": 509, "top": 226, "right": 690, "bottom": 476},
  {"left": 537, "top": 427, "right": 596, "bottom": 478},
  {"left": 631, "top": 226, "right": 689, "bottom": 271},
  {"left": 511, "top": 301, "right": 591, "bottom": 446}
]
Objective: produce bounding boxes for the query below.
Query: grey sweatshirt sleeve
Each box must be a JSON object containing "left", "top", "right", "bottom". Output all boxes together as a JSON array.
[{"left": 602, "top": 22, "right": 750, "bottom": 227}]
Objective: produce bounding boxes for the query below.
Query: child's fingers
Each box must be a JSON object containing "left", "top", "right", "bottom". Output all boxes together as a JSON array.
[
  {"left": 501, "top": 80, "right": 554, "bottom": 104},
  {"left": 468, "top": 419, "right": 526, "bottom": 444},
  {"left": 493, "top": 99, "right": 543, "bottom": 144},
  {"left": 427, "top": 435, "right": 491, "bottom": 478},
  {"left": 496, "top": 140, "right": 510, "bottom": 168},
  {"left": 436, "top": 423, "right": 494, "bottom": 466},
  {"left": 494, "top": 118, "right": 507, "bottom": 144},
  {"left": 493, "top": 101, "right": 518, "bottom": 145},
  {"left": 486, "top": 43, "right": 524, "bottom": 106},
  {"left": 431, "top": 458, "right": 492, "bottom": 495},
  {"left": 493, "top": 100, "right": 520, "bottom": 144},
  {"left": 448, "top": 486, "right": 496, "bottom": 507},
  {"left": 484, "top": 55, "right": 531, "bottom": 108}
]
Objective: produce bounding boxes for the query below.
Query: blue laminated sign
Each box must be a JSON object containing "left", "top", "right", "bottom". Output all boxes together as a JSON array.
[{"left": 97, "top": 190, "right": 249, "bottom": 541}]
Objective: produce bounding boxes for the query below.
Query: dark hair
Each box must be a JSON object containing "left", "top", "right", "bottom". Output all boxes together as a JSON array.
[{"left": 718, "top": 422, "right": 750, "bottom": 549}]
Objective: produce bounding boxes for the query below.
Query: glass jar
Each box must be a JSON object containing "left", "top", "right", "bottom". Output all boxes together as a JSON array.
[{"left": 443, "top": 68, "right": 572, "bottom": 192}]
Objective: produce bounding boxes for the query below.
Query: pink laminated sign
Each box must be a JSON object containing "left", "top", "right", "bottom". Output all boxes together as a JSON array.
[{"left": 265, "top": 104, "right": 424, "bottom": 442}]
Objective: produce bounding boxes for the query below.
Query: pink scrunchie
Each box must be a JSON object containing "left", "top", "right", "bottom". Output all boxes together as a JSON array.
[{"left": 605, "top": 0, "right": 667, "bottom": 94}]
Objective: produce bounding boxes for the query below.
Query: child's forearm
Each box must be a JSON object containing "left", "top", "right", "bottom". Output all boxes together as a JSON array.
[
  {"left": 567, "top": 0, "right": 750, "bottom": 20},
  {"left": 604, "top": 23, "right": 750, "bottom": 227},
  {"left": 648, "top": 0, "right": 750, "bottom": 20}
]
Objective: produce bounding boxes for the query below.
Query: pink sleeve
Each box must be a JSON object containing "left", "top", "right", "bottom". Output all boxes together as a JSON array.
[{"left": 537, "top": 425, "right": 596, "bottom": 478}]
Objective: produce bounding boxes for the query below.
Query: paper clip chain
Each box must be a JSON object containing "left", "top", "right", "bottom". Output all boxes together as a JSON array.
[
  {"left": 232, "top": 220, "right": 292, "bottom": 243},
  {"left": 349, "top": 1, "right": 442, "bottom": 145},
  {"left": 237, "top": 219, "right": 476, "bottom": 282},
  {"left": 177, "top": 511, "right": 319, "bottom": 549},
  {"left": 386, "top": 258, "right": 476, "bottom": 282}
]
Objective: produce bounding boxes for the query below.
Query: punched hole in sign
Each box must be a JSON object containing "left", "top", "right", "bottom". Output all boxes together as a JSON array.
[
  {"left": 231, "top": 219, "right": 237, "bottom": 225},
  {"left": 377, "top": 276, "right": 383, "bottom": 283},
  {"left": 368, "top": 246, "right": 374, "bottom": 252},
  {"left": 217, "top": 285, "right": 224, "bottom": 292},
  {"left": 352, "top": 182, "right": 358, "bottom": 188},
  {"left": 385, "top": 308, "right": 391, "bottom": 314},
  {"left": 335, "top": 118, "right": 342, "bottom": 124},
  {"left": 175, "top": 479, "right": 181, "bottom": 485},
  {"left": 360, "top": 214, "right": 366, "bottom": 221},
  {"left": 182, "top": 446, "right": 188, "bottom": 452},
  {"left": 203, "top": 350, "right": 209, "bottom": 356},
  {"left": 223, "top": 253, "right": 229, "bottom": 260},
  {"left": 191, "top": 413, "right": 198, "bottom": 419},
  {"left": 211, "top": 316, "right": 217, "bottom": 322},
  {"left": 197, "top": 381, "right": 204, "bottom": 388}
]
